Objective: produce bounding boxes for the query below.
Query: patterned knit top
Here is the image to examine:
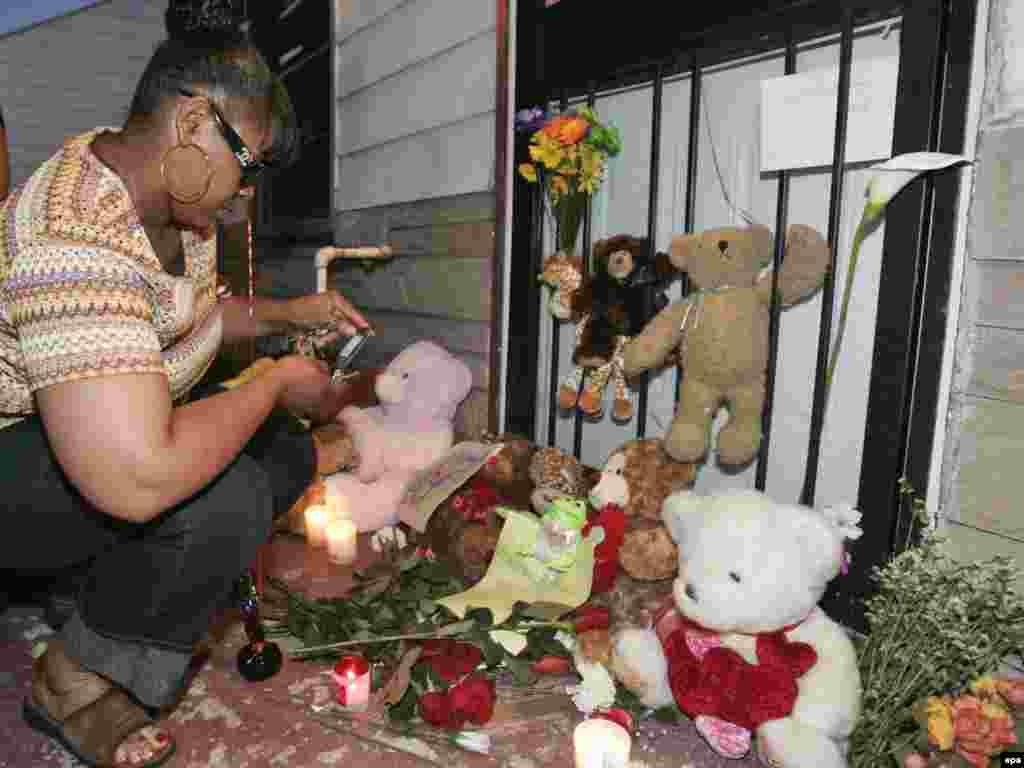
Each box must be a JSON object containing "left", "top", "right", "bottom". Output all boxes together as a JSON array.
[{"left": 0, "top": 129, "right": 223, "bottom": 429}]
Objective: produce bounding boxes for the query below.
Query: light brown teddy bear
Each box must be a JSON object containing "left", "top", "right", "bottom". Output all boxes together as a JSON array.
[
  {"left": 622, "top": 224, "right": 829, "bottom": 466},
  {"left": 588, "top": 439, "right": 698, "bottom": 581}
]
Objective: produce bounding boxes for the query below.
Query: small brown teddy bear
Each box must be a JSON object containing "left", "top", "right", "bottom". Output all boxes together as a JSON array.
[
  {"left": 573, "top": 235, "right": 675, "bottom": 369},
  {"left": 528, "top": 445, "right": 595, "bottom": 515},
  {"left": 425, "top": 436, "right": 535, "bottom": 584},
  {"left": 560, "top": 236, "right": 677, "bottom": 423},
  {"left": 623, "top": 224, "right": 829, "bottom": 466},
  {"left": 588, "top": 439, "right": 698, "bottom": 581}
]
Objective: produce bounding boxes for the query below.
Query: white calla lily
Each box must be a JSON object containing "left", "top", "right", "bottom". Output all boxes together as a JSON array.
[
  {"left": 863, "top": 152, "right": 971, "bottom": 221},
  {"left": 824, "top": 152, "right": 971, "bottom": 409}
]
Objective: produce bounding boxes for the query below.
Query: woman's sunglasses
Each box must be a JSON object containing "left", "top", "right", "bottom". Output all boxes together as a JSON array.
[{"left": 179, "top": 89, "right": 270, "bottom": 186}]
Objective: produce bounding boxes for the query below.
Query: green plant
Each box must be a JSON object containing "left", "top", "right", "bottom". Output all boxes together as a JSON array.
[{"left": 849, "top": 535, "right": 1024, "bottom": 767}]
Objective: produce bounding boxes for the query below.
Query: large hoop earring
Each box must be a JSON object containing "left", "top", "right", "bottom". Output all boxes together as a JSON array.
[{"left": 161, "top": 143, "right": 213, "bottom": 205}]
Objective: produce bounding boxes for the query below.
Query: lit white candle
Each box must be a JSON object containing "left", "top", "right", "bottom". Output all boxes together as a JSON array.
[
  {"left": 304, "top": 504, "right": 333, "bottom": 548},
  {"left": 573, "top": 718, "right": 632, "bottom": 768},
  {"left": 325, "top": 487, "right": 351, "bottom": 521},
  {"left": 325, "top": 518, "right": 358, "bottom": 565},
  {"left": 333, "top": 655, "right": 371, "bottom": 711}
]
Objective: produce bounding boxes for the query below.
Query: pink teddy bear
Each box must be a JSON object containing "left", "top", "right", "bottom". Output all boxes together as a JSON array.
[{"left": 325, "top": 340, "right": 473, "bottom": 532}]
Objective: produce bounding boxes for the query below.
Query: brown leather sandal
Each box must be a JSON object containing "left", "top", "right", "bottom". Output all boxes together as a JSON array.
[{"left": 23, "top": 640, "right": 176, "bottom": 768}]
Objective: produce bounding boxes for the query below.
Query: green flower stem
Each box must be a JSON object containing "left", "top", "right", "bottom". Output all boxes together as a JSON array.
[
  {"left": 288, "top": 619, "right": 574, "bottom": 659},
  {"left": 289, "top": 631, "right": 454, "bottom": 658},
  {"left": 824, "top": 211, "right": 870, "bottom": 412},
  {"left": 555, "top": 191, "right": 587, "bottom": 256}
]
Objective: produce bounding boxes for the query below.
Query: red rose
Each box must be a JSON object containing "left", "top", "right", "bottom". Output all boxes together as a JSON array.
[
  {"left": 417, "top": 640, "right": 482, "bottom": 682},
  {"left": 572, "top": 605, "right": 611, "bottom": 634},
  {"left": 591, "top": 557, "right": 619, "bottom": 595},
  {"left": 419, "top": 690, "right": 458, "bottom": 728},
  {"left": 448, "top": 673, "right": 496, "bottom": 726}
]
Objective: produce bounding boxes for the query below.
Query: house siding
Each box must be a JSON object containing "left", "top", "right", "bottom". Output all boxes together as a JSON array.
[
  {"left": 329, "top": 0, "right": 498, "bottom": 403},
  {"left": 941, "top": 0, "right": 1024, "bottom": 578},
  {"left": 0, "top": 0, "right": 167, "bottom": 189}
]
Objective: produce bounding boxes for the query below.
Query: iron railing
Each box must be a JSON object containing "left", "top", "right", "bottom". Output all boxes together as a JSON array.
[{"left": 505, "top": 0, "right": 976, "bottom": 629}]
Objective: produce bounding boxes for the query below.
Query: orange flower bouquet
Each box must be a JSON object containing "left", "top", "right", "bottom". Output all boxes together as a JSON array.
[
  {"left": 900, "top": 677, "right": 1024, "bottom": 768},
  {"left": 515, "top": 106, "right": 622, "bottom": 257}
]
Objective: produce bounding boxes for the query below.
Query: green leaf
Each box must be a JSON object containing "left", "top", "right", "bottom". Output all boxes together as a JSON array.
[
  {"left": 652, "top": 705, "right": 682, "bottom": 723},
  {"left": 523, "top": 627, "right": 572, "bottom": 661},
  {"left": 418, "top": 599, "right": 438, "bottom": 616},
  {"left": 470, "top": 630, "right": 507, "bottom": 668},
  {"left": 436, "top": 619, "right": 477, "bottom": 637},
  {"left": 388, "top": 686, "right": 418, "bottom": 722},
  {"left": 503, "top": 655, "right": 537, "bottom": 686},
  {"left": 465, "top": 607, "right": 494, "bottom": 628}
]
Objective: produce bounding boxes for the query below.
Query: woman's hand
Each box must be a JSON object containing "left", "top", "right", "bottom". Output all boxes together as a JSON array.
[
  {"left": 287, "top": 290, "right": 371, "bottom": 338},
  {"left": 271, "top": 355, "right": 363, "bottom": 425}
]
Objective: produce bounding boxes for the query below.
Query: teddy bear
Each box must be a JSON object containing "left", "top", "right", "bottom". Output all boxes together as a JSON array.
[
  {"left": 573, "top": 235, "right": 676, "bottom": 369},
  {"left": 528, "top": 445, "right": 595, "bottom": 516},
  {"left": 565, "top": 236, "right": 677, "bottom": 422},
  {"left": 605, "top": 488, "right": 863, "bottom": 767},
  {"left": 325, "top": 340, "right": 473, "bottom": 532},
  {"left": 622, "top": 224, "right": 829, "bottom": 466},
  {"left": 425, "top": 435, "right": 536, "bottom": 585},
  {"left": 588, "top": 439, "right": 698, "bottom": 582}
]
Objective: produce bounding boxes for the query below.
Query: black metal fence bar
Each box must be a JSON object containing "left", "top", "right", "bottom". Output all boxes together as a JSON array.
[
  {"left": 636, "top": 63, "right": 665, "bottom": 440},
  {"left": 545, "top": 91, "right": 571, "bottom": 447},
  {"left": 755, "top": 39, "right": 797, "bottom": 492},
  {"left": 898, "top": 0, "right": 976, "bottom": 544},
  {"left": 676, "top": 54, "right": 702, "bottom": 406},
  {"left": 571, "top": 88, "right": 598, "bottom": 460},
  {"left": 800, "top": 7, "right": 855, "bottom": 506}
]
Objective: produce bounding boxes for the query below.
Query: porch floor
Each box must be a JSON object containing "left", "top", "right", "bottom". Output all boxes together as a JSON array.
[{"left": 0, "top": 533, "right": 759, "bottom": 768}]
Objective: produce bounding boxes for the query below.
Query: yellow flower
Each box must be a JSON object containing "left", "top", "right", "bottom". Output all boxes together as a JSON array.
[
  {"left": 971, "top": 677, "right": 1000, "bottom": 699},
  {"left": 530, "top": 134, "right": 565, "bottom": 170},
  {"left": 924, "top": 696, "right": 955, "bottom": 751},
  {"left": 518, "top": 163, "right": 538, "bottom": 183},
  {"left": 578, "top": 146, "right": 606, "bottom": 195},
  {"left": 549, "top": 174, "right": 569, "bottom": 199}
]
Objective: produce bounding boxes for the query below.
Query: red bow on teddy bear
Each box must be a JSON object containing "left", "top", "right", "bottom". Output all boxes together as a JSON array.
[{"left": 657, "top": 610, "right": 817, "bottom": 732}]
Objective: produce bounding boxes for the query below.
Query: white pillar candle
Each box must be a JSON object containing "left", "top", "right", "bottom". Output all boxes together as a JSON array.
[
  {"left": 326, "top": 518, "right": 358, "bottom": 565},
  {"left": 325, "top": 487, "right": 350, "bottom": 521},
  {"left": 573, "top": 718, "right": 632, "bottom": 768},
  {"left": 304, "top": 504, "right": 333, "bottom": 548}
]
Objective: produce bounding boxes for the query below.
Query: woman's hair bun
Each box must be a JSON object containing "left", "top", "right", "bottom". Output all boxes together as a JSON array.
[{"left": 164, "top": 2, "right": 247, "bottom": 47}]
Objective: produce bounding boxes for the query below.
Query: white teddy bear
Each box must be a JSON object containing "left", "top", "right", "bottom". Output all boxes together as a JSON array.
[{"left": 609, "top": 489, "right": 862, "bottom": 768}]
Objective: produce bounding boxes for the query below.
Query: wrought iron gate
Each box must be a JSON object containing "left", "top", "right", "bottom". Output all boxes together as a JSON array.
[{"left": 503, "top": 0, "right": 977, "bottom": 629}]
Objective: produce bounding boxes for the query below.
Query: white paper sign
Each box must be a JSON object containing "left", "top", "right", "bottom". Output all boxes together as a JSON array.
[{"left": 760, "top": 57, "right": 898, "bottom": 173}]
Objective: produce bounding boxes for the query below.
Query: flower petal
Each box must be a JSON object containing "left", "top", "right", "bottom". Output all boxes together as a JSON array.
[{"left": 865, "top": 152, "right": 970, "bottom": 211}]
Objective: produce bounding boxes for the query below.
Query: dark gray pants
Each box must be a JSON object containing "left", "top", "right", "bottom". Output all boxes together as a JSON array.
[{"left": 0, "top": 385, "right": 315, "bottom": 707}]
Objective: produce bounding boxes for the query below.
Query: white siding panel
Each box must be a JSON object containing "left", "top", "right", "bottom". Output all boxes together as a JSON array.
[
  {"left": 333, "top": 255, "right": 490, "bottom": 321},
  {"left": 336, "top": 31, "right": 496, "bottom": 155},
  {"left": 336, "top": 0, "right": 408, "bottom": 44},
  {"left": 336, "top": 0, "right": 495, "bottom": 99},
  {"left": 1, "top": 0, "right": 166, "bottom": 187},
  {"left": 336, "top": 113, "right": 495, "bottom": 210}
]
